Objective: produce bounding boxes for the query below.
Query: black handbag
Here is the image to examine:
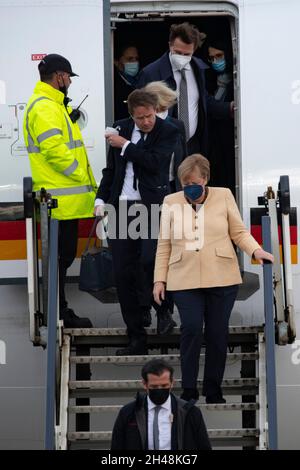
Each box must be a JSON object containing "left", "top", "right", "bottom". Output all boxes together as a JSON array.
[{"left": 79, "top": 218, "right": 116, "bottom": 295}]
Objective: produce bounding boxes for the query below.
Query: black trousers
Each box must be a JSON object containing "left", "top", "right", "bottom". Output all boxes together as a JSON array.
[
  {"left": 58, "top": 219, "right": 78, "bottom": 311},
  {"left": 172, "top": 285, "right": 239, "bottom": 397},
  {"left": 109, "top": 223, "right": 148, "bottom": 343},
  {"left": 108, "top": 203, "right": 171, "bottom": 342},
  {"left": 187, "top": 133, "right": 203, "bottom": 155}
]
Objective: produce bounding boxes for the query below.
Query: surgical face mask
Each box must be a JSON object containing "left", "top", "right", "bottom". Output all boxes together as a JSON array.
[
  {"left": 156, "top": 109, "right": 168, "bottom": 120},
  {"left": 183, "top": 184, "right": 204, "bottom": 201},
  {"left": 148, "top": 388, "right": 170, "bottom": 406},
  {"left": 211, "top": 58, "right": 226, "bottom": 73},
  {"left": 170, "top": 53, "right": 192, "bottom": 70},
  {"left": 124, "top": 61, "right": 139, "bottom": 77}
]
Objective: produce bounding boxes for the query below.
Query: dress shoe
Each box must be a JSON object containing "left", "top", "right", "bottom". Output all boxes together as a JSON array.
[
  {"left": 157, "top": 310, "right": 176, "bottom": 335},
  {"left": 116, "top": 343, "right": 148, "bottom": 356},
  {"left": 205, "top": 395, "right": 226, "bottom": 404},
  {"left": 60, "top": 308, "right": 93, "bottom": 328},
  {"left": 142, "top": 308, "right": 152, "bottom": 327},
  {"left": 180, "top": 388, "right": 199, "bottom": 401}
]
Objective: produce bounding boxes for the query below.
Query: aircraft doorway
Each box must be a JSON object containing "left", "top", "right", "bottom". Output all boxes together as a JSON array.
[{"left": 111, "top": 9, "right": 240, "bottom": 202}]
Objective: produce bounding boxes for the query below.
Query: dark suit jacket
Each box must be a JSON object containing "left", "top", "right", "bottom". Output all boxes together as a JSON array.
[
  {"left": 166, "top": 116, "right": 187, "bottom": 191},
  {"left": 113, "top": 66, "right": 135, "bottom": 121},
  {"left": 111, "top": 392, "right": 211, "bottom": 450},
  {"left": 96, "top": 116, "right": 178, "bottom": 207},
  {"left": 137, "top": 52, "right": 231, "bottom": 155}
]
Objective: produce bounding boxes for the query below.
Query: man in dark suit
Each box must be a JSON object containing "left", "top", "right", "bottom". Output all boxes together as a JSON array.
[
  {"left": 95, "top": 90, "right": 178, "bottom": 355},
  {"left": 111, "top": 359, "right": 211, "bottom": 450},
  {"left": 114, "top": 44, "right": 139, "bottom": 120},
  {"left": 138, "top": 22, "right": 233, "bottom": 155}
]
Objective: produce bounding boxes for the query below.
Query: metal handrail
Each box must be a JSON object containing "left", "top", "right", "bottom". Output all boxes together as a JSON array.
[
  {"left": 262, "top": 215, "right": 278, "bottom": 450},
  {"left": 45, "top": 218, "right": 59, "bottom": 450}
]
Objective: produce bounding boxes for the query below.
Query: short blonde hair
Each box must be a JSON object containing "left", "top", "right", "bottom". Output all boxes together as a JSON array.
[
  {"left": 178, "top": 154, "right": 210, "bottom": 183},
  {"left": 143, "top": 81, "right": 177, "bottom": 111}
]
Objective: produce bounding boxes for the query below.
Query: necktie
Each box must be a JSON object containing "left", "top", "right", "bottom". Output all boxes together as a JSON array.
[
  {"left": 133, "top": 130, "right": 145, "bottom": 190},
  {"left": 153, "top": 405, "right": 161, "bottom": 450},
  {"left": 178, "top": 69, "right": 190, "bottom": 140}
]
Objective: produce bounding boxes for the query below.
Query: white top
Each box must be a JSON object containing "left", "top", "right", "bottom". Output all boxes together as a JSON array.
[
  {"left": 95, "top": 124, "right": 143, "bottom": 207},
  {"left": 119, "top": 124, "right": 142, "bottom": 200},
  {"left": 170, "top": 53, "right": 199, "bottom": 140},
  {"left": 147, "top": 395, "right": 172, "bottom": 450}
]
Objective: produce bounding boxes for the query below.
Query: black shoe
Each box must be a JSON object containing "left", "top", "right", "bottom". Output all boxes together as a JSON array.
[
  {"left": 157, "top": 310, "right": 176, "bottom": 335},
  {"left": 205, "top": 395, "right": 226, "bottom": 404},
  {"left": 116, "top": 343, "right": 148, "bottom": 356},
  {"left": 60, "top": 308, "right": 93, "bottom": 328},
  {"left": 142, "top": 308, "right": 152, "bottom": 327},
  {"left": 180, "top": 388, "right": 199, "bottom": 401}
]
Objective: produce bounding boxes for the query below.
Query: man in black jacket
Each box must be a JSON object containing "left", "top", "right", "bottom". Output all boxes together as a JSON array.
[
  {"left": 111, "top": 359, "right": 211, "bottom": 450},
  {"left": 95, "top": 90, "right": 178, "bottom": 355},
  {"left": 138, "top": 22, "right": 232, "bottom": 155},
  {"left": 114, "top": 44, "right": 140, "bottom": 120}
]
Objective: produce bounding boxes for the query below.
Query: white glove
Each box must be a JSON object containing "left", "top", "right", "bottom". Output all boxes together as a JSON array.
[{"left": 94, "top": 204, "right": 105, "bottom": 217}]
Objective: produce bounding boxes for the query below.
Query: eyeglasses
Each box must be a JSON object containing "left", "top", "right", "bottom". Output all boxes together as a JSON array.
[{"left": 208, "top": 53, "right": 224, "bottom": 63}]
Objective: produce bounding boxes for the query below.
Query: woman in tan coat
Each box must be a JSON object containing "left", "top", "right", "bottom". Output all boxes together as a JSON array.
[{"left": 153, "top": 154, "right": 273, "bottom": 403}]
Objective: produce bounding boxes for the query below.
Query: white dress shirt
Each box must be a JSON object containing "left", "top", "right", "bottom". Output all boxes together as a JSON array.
[
  {"left": 169, "top": 53, "right": 199, "bottom": 140},
  {"left": 147, "top": 395, "right": 172, "bottom": 450},
  {"left": 119, "top": 124, "right": 142, "bottom": 200},
  {"left": 95, "top": 124, "right": 143, "bottom": 207}
]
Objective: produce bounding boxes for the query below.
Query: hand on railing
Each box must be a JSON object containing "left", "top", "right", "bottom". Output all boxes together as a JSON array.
[
  {"left": 94, "top": 204, "right": 105, "bottom": 219},
  {"left": 253, "top": 248, "right": 274, "bottom": 265}
]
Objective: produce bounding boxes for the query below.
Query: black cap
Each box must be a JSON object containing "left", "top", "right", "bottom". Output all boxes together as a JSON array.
[{"left": 38, "top": 54, "right": 78, "bottom": 77}]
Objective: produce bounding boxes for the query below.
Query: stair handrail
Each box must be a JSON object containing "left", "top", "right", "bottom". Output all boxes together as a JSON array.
[
  {"left": 45, "top": 217, "right": 59, "bottom": 450},
  {"left": 262, "top": 215, "right": 278, "bottom": 450}
]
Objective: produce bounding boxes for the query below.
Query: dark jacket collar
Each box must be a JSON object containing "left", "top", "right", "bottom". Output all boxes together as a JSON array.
[
  {"left": 135, "top": 392, "right": 147, "bottom": 449},
  {"left": 134, "top": 391, "right": 195, "bottom": 450},
  {"left": 117, "top": 115, "right": 164, "bottom": 143}
]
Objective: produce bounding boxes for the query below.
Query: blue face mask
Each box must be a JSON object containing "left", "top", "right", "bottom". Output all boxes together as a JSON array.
[
  {"left": 211, "top": 58, "right": 226, "bottom": 73},
  {"left": 183, "top": 184, "right": 204, "bottom": 201},
  {"left": 124, "top": 61, "right": 139, "bottom": 77}
]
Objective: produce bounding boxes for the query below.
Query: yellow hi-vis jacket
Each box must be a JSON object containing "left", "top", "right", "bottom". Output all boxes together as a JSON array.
[{"left": 23, "top": 81, "right": 97, "bottom": 220}]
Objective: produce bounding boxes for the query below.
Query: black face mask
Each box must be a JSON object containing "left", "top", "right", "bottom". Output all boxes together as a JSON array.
[
  {"left": 59, "top": 85, "right": 68, "bottom": 97},
  {"left": 148, "top": 388, "right": 170, "bottom": 406},
  {"left": 56, "top": 73, "right": 68, "bottom": 97}
]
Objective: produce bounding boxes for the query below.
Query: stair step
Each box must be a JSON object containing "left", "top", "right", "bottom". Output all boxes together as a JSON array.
[
  {"left": 64, "top": 326, "right": 263, "bottom": 347},
  {"left": 68, "top": 429, "right": 260, "bottom": 449},
  {"left": 64, "top": 326, "right": 263, "bottom": 336},
  {"left": 70, "top": 377, "right": 258, "bottom": 390},
  {"left": 69, "top": 378, "right": 259, "bottom": 397},
  {"left": 70, "top": 352, "right": 259, "bottom": 364},
  {"left": 68, "top": 402, "right": 259, "bottom": 413},
  {"left": 68, "top": 429, "right": 259, "bottom": 440}
]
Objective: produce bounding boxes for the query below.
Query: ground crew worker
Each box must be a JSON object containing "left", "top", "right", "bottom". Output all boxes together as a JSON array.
[{"left": 23, "top": 54, "right": 97, "bottom": 328}]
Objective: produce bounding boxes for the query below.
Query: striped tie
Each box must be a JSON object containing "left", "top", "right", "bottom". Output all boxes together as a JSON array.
[
  {"left": 153, "top": 405, "right": 161, "bottom": 450},
  {"left": 178, "top": 69, "right": 190, "bottom": 140}
]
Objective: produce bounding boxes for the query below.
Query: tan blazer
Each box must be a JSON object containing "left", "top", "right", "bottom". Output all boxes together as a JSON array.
[{"left": 154, "top": 188, "right": 261, "bottom": 290}]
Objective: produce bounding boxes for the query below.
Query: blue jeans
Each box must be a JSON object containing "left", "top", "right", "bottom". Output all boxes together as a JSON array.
[{"left": 172, "top": 285, "right": 239, "bottom": 397}]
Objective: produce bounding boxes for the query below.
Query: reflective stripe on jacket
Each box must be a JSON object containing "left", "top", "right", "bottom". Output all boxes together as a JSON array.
[{"left": 23, "top": 81, "right": 97, "bottom": 220}]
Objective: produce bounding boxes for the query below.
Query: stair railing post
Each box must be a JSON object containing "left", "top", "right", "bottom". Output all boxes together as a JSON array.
[
  {"left": 262, "top": 215, "right": 278, "bottom": 450},
  {"left": 45, "top": 218, "right": 59, "bottom": 450}
]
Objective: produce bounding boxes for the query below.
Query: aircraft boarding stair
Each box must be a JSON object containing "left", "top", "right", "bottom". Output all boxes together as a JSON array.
[
  {"left": 56, "top": 325, "right": 263, "bottom": 450},
  {"left": 23, "top": 176, "right": 296, "bottom": 450}
]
